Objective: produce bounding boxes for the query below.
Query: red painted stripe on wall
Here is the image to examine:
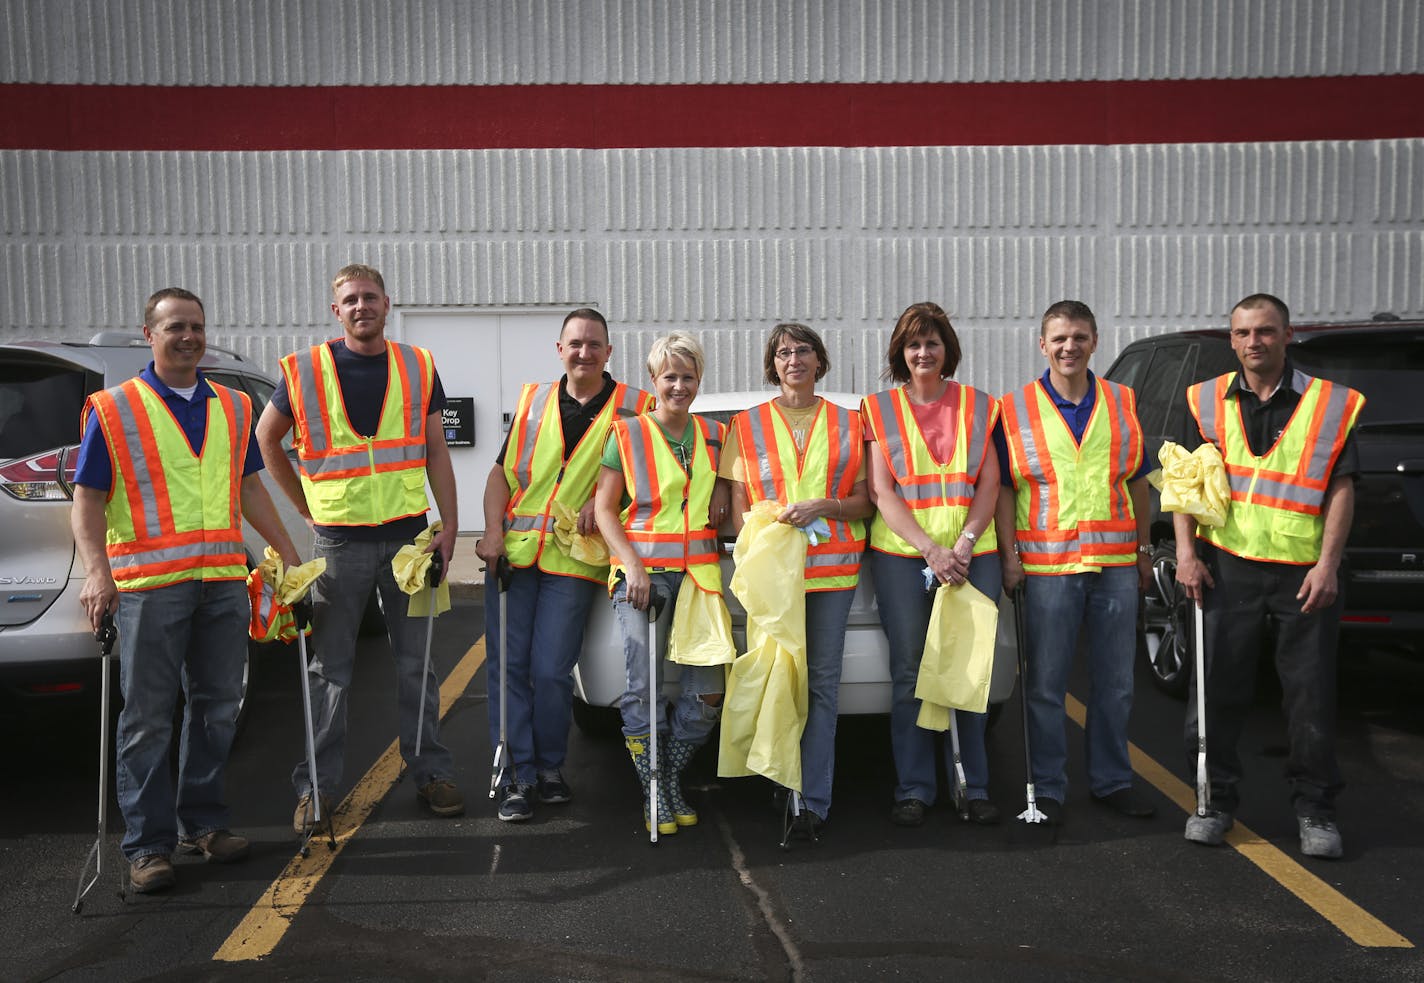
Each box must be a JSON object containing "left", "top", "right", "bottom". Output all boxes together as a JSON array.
[{"left": 4, "top": 77, "right": 1423, "bottom": 151}]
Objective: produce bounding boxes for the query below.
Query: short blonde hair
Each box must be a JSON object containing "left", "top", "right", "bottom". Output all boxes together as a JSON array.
[
  {"left": 332, "top": 264, "right": 386, "bottom": 296},
  {"left": 646, "top": 331, "right": 705, "bottom": 380}
]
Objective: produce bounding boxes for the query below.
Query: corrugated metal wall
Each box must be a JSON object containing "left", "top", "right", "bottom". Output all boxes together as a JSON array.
[{"left": 2, "top": 0, "right": 1422, "bottom": 398}]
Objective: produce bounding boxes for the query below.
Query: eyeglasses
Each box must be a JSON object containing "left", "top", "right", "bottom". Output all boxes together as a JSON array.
[{"left": 774, "top": 345, "right": 815, "bottom": 362}]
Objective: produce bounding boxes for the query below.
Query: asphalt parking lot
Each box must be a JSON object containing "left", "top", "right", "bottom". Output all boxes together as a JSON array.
[{"left": 2, "top": 594, "right": 1421, "bottom": 982}]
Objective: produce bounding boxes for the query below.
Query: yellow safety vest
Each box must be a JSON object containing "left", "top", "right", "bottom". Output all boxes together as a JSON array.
[
  {"left": 85, "top": 378, "right": 250, "bottom": 591},
  {"left": 1188, "top": 370, "right": 1363, "bottom": 564},
  {"left": 503, "top": 379, "right": 654, "bottom": 581},
  {"left": 731, "top": 398, "right": 866, "bottom": 590},
  {"left": 281, "top": 341, "right": 434, "bottom": 526},
  {"left": 860, "top": 383, "right": 1000, "bottom": 557},
  {"left": 608, "top": 414, "right": 725, "bottom": 594},
  {"left": 999, "top": 377, "right": 1144, "bottom": 574}
]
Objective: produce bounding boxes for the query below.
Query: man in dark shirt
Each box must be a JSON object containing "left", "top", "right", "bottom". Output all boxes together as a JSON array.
[
  {"left": 1174, "top": 293, "right": 1362, "bottom": 860},
  {"left": 257, "top": 264, "right": 464, "bottom": 832},
  {"left": 476, "top": 309, "right": 653, "bottom": 821}
]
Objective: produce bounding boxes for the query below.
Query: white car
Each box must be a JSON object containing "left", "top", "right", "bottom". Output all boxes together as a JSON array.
[{"left": 570, "top": 390, "right": 1019, "bottom": 732}]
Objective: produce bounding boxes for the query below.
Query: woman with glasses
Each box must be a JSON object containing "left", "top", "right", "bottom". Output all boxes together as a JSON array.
[
  {"left": 861, "top": 302, "right": 1003, "bottom": 828},
  {"left": 720, "top": 323, "right": 872, "bottom": 838},
  {"left": 595, "top": 332, "right": 729, "bottom": 836}
]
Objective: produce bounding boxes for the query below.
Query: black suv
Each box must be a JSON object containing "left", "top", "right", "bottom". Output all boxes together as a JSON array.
[{"left": 1103, "top": 318, "right": 1424, "bottom": 695}]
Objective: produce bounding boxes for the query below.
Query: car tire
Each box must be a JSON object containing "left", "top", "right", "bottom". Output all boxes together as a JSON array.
[
  {"left": 1141, "top": 543, "right": 1192, "bottom": 698},
  {"left": 571, "top": 697, "right": 623, "bottom": 739}
]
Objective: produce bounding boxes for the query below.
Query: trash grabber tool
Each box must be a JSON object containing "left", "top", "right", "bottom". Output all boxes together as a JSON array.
[
  {"left": 947, "top": 709, "right": 970, "bottom": 821},
  {"left": 72, "top": 613, "right": 117, "bottom": 913},
  {"left": 779, "top": 789, "right": 819, "bottom": 850},
  {"left": 1012, "top": 584, "right": 1046, "bottom": 824},
  {"left": 1193, "top": 598, "right": 1209, "bottom": 817},
  {"left": 293, "top": 596, "right": 334, "bottom": 855},
  {"left": 646, "top": 584, "right": 667, "bottom": 845},
  {"left": 414, "top": 549, "right": 445, "bottom": 759},
  {"left": 488, "top": 555, "right": 513, "bottom": 798}
]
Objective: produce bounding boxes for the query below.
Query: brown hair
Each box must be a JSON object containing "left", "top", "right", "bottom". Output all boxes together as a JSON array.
[
  {"left": 144, "top": 287, "right": 204, "bottom": 327},
  {"left": 884, "top": 302, "right": 961, "bottom": 382},
  {"left": 1231, "top": 292, "right": 1290, "bottom": 327},
  {"left": 331, "top": 263, "right": 386, "bottom": 296},
  {"left": 763, "top": 322, "right": 830, "bottom": 385},
  {"left": 1040, "top": 299, "right": 1097, "bottom": 336},
  {"left": 562, "top": 307, "right": 610, "bottom": 342}
]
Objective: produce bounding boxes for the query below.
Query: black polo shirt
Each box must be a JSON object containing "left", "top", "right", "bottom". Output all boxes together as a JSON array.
[{"left": 495, "top": 372, "right": 618, "bottom": 466}]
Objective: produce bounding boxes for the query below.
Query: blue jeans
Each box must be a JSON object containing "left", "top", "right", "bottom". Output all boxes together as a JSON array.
[
  {"left": 801, "top": 587, "right": 855, "bottom": 820},
  {"left": 485, "top": 564, "right": 601, "bottom": 783},
  {"left": 867, "top": 550, "right": 1002, "bottom": 804},
  {"left": 292, "top": 535, "right": 456, "bottom": 798},
  {"left": 1023, "top": 565, "right": 1139, "bottom": 801},
  {"left": 613, "top": 571, "right": 723, "bottom": 743},
  {"left": 114, "top": 579, "right": 248, "bottom": 861}
]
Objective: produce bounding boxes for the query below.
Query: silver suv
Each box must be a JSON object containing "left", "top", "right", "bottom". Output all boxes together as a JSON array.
[{"left": 0, "top": 333, "right": 304, "bottom": 715}]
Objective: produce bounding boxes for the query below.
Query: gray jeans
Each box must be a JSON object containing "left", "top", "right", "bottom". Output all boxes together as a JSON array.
[{"left": 291, "top": 534, "right": 456, "bottom": 798}]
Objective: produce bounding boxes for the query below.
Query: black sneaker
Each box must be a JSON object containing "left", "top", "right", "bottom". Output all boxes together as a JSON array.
[
  {"left": 1092, "top": 787, "right": 1156, "bottom": 818},
  {"left": 965, "top": 799, "right": 1002, "bottom": 826},
  {"left": 890, "top": 798, "right": 927, "bottom": 827},
  {"left": 497, "top": 782, "right": 534, "bottom": 822},
  {"left": 1035, "top": 797, "right": 1064, "bottom": 826},
  {"left": 536, "top": 770, "right": 572, "bottom": 804}
]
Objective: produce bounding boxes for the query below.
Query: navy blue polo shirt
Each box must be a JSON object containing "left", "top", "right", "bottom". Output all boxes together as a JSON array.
[
  {"left": 73, "top": 363, "right": 263, "bottom": 492},
  {"left": 268, "top": 340, "right": 447, "bottom": 542}
]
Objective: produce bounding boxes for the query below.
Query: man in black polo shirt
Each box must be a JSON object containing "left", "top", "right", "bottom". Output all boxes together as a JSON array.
[
  {"left": 476, "top": 309, "right": 654, "bottom": 821},
  {"left": 1173, "top": 293, "right": 1363, "bottom": 859}
]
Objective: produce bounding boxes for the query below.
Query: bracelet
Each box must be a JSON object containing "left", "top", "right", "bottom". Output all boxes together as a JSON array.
[
  {"left": 1137, "top": 543, "right": 1153, "bottom": 557},
  {"left": 835, "top": 498, "right": 843, "bottom": 519}
]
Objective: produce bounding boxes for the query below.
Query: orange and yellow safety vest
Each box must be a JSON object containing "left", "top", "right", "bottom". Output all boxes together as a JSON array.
[
  {"left": 1187, "top": 370, "right": 1363, "bottom": 564},
  {"left": 85, "top": 378, "right": 250, "bottom": 591},
  {"left": 608, "top": 414, "right": 725, "bottom": 594},
  {"left": 503, "top": 380, "right": 654, "bottom": 581},
  {"left": 999, "top": 377, "right": 1144, "bottom": 574},
  {"left": 281, "top": 341, "right": 434, "bottom": 526},
  {"left": 731, "top": 398, "right": 866, "bottom": 590},
  {"left": 860, "top": 383, "right": 1000, "bottom": 557}
]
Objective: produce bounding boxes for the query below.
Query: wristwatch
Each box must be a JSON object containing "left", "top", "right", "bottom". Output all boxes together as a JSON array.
[
  {"left": 1137, "top": 543, "right": 1153, "bottom": 557},
  {"left": 961, "top": 529, "right": 978, "bottom": 544}
]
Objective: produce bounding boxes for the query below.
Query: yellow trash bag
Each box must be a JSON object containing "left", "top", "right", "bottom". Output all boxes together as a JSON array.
[
  {"left": 246, "top": 546, "right": 325, "bottom": 642},
  {"left": 718, "top": 500, "right": 811, "bottom": 788},
  {"left": 1149, "top": 440, "right": 1230, "bottom": 529},
  {"left": 718, "top": 635, "right": 807, "bottom": 789},
  {"left": 549, "top": 498, "right": 610, "bottom": 567},
  {"left": 392, "top": 521, "right": 452, "bottom": 617},
  {"left": 915, "top": 582, "right": 998, "bottom": 728},
  {"left": 666, "top": 577, "right": 736, "bottom": 666},
  {"left": 729, "top": 500, "right": 808, "bottom": 651}
]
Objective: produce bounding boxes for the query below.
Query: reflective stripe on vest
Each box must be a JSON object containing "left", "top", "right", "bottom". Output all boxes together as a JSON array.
[
  {"left": 1187, "top": 371, "right": 1364, "bottom": 564},
  {"left": 732, "top": 398, "right": 866, "bottom": 589},
  {"left": 860, "top": 383, "right": 1000, "bottom": 557},
  {"left": 1000, "top": 377, "right": 1144, "bottom": 574},
  {"left": 609, "top": 414, "right": 724, "bottom": 593},
  {"left": 86, "top": 378, "right": 250, "bottom": 590},
  {"left": 502, "top": 380, "right": 655, "bottom": 580},
  {"left": 281, "top": 341, "right": 433, "bottom": 526}
]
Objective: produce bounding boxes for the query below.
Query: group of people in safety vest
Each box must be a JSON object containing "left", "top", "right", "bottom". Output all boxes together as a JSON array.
[
  {"left": 72, "top": 270, "right": 1359, "bottom": 897},
  {"left": 477, "top": 291, "right": 1361, "bottom": 864}
]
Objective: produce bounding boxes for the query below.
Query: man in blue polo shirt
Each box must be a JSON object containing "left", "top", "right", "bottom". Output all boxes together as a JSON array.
[
  {"left": 994, "top": 300, "right": 1157, "bottom": 826},
  {"left": 71, "top": 287, "right": 300, "bottom": 894}
]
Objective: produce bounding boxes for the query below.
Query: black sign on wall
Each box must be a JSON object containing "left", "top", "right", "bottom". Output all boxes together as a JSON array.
[{"left": 442, "top": 397, "right": 474, "bottom": 447}]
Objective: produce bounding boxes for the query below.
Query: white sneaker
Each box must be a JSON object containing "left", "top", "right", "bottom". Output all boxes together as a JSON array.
[
  {"left": 1298, "top": 817, "right": 1343, "bottom": 859},
  {"left": 1184, "top": 809, "right": 1233, "bottom": 846}
]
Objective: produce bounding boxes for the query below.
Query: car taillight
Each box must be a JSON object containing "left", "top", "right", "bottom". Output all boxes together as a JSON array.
[{"left": 0, "top": 447, "right": 76, "bottom": 501}]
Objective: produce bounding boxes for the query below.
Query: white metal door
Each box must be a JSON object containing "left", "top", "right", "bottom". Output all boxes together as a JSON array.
[{"left": 395, "top": 308, "right": 568, "bottom": 534}]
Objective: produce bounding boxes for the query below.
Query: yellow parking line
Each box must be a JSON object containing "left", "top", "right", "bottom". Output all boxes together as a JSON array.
[
  {"left": 213, "top": 637, "right": 486, "bottom": 963},
  {"left": 1065, "top": 694, "right": 1412, "bottom": 949}
]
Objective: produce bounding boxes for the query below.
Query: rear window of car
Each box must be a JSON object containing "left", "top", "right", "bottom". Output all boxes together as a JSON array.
[
  {"left": 0, "top": 361, "right": 87, "bottom": 460},
  {"left": 1292, "top": 337, "right": 1424, "bottom": 429}
]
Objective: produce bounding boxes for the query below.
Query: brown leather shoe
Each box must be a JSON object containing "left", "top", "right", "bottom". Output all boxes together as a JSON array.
[
  {"left": 129, "top": 854, "right": 175, "bottom": 893},
  {"left": 418, "top": 779, "right": 466, "bottom": 817},
  {"left": 177, "top": 829, "right": 250, "bottom": 863}
]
